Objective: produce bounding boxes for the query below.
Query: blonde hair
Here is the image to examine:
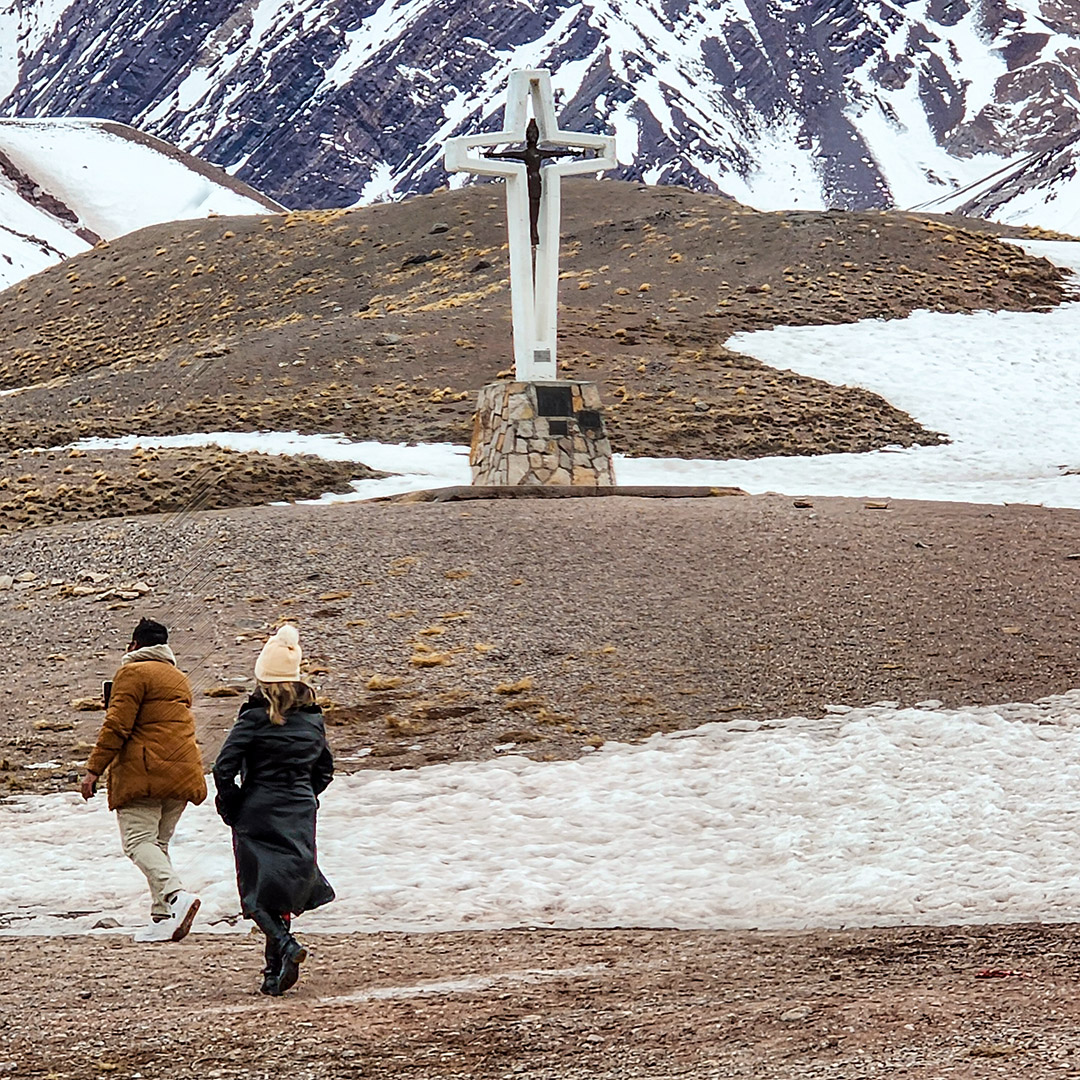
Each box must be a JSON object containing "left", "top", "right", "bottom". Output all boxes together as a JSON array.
[{"left": 257, "top": 680, "right": 315, "bottom": 725}]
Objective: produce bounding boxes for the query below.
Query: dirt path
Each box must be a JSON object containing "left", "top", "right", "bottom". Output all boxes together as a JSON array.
[{"left": 3, "top": 923, "right": 1080, "bottom": 1078}]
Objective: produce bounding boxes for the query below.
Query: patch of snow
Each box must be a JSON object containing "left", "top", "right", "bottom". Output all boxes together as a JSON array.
[
  {"left": 351, "top": 161, "right": 397, "bottom": 207},
  {"left": 8, "top": 692, "right": 1080, "bottom": 935},
  {"left": 61, "top": 431, "right": 472, "bottom": 499}
]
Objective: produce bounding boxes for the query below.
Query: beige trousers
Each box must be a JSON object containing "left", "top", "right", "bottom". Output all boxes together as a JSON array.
[{"left": 116, "top": 797, "right": 186, "bottom": 917}]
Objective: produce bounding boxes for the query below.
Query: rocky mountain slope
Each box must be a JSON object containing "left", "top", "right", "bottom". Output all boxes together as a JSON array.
[
  {"left": 0, "top": 117, "right": 283, "bottom": 290},
  {"left": 914, "top": 127, "right": 1080, "bottom": 231},
  {"left": 2, "top": 0, "right": 1079, "bottom": 229}
]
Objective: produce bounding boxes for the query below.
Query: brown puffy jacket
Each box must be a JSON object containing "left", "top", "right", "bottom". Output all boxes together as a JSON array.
[{"left": 86, "top": 658, "right": 208, "bottom": 811}]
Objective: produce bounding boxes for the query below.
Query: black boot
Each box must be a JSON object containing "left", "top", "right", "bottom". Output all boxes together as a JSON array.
[
  {"left": 251, "top": 910, "right": 306, "bottom": 995},
  {"left": 259, "top": 933, "right": 282, "bottom": 996},
  {"left": 251, "top": 911, "right": 290, "bottom": 996},
  {"left": 276, "top": 915, "right": 307, "bottom": 994}
]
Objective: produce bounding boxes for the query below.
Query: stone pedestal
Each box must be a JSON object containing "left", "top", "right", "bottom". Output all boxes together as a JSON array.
[{"left": 470, "top": 380, "right": 616, "bottom": 486}]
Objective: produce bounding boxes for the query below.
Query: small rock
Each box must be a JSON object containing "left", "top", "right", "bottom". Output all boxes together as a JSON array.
[
  {"left": 92, "top": 917, "right": 121, "bottom": 930},
  {"left": 375, "top": 332, "right": 402, "bottom": 347},
  {"left": 14, "top": 570, "right": 36, "bottom": 582},
  {"left": 430, "top": 221, "right": 450, "bottom": 233},
  {"left": 0, "top": 575, "right": 12, "bottom": 591},
  {"left": 780, "top": 1006, "right": 812, "bottom": 1022},
  {"left": 33, "top": 719, "right": 75, "bottom": 732},
  {"left": 204, "top": 685, "right": 246, "bottom": 698}
]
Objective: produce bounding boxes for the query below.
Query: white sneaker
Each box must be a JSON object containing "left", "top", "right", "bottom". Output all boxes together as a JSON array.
[
  {"left": 167, "top": 891, "right": 200, "bottom": 942},
  {"left": 131, "top": 891, "right": 200, "bottom": 943},
  {"left": 133, "top": 917, "right": 178, "bottom": 943}
]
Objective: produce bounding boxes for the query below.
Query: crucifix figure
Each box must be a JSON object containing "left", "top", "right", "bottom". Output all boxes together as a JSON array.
[
  {"left": 443, "top": 69, "right": 617, "bottom": 381},
  {"left": 484, "top": 118, "right": 576, "bottom": 246}
]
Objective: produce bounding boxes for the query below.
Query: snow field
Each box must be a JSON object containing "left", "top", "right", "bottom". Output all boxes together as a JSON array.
[
  {"left": 6, "top": 694, "right": 1080, "bottom": 937},
  {"left": 0, "top": 119, "right": 273, "bottom": 238}
]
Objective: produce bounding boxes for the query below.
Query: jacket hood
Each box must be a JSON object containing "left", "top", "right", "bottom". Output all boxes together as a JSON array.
[{"left": 121, "top": 643, "right": 177, "bottom": 666}]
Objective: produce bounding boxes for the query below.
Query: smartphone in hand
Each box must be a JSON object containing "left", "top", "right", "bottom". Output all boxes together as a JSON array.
[{"left": 102, "top": 681, "right": 112, "bottom": 709}]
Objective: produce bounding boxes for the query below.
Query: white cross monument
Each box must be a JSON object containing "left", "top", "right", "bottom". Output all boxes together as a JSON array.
[{"left": 443, "top": 69, "right": 617, "bottom": 381}]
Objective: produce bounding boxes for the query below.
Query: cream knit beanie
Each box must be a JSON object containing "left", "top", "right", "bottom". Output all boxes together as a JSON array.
[{"left": 254, "top": 624, "right": 302, "bottom": 683}]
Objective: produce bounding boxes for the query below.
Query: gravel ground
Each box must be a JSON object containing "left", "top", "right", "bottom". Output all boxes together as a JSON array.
[
  {"left": 3, "top": 492, "right": 1080, "bottom": 790},
  {"left": 4, "top": 923, "right": 1080, "bottom": 1078},
  {"left": 0, "top": 446, "right": 373, "bottom": 532}
]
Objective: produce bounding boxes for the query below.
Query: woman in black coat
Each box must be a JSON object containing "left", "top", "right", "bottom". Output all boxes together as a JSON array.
[{"left": 212, "top": 625, "right": 335, "bottom": 996}]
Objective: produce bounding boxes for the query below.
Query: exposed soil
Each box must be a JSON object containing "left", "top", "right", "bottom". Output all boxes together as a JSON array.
[
  {"left": 0, "top": 182, "right": 1071, "bottom": 462},
  {"left": 5, "top": 922, "right": 1080, "bottom": 1078}
]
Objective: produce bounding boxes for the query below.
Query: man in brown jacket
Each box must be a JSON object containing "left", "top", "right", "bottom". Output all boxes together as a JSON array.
[{"left": 81, "top": 618, "right": 207, "bottom": 942}]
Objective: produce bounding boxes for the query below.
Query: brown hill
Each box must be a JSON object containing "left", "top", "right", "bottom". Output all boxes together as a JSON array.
[{"left": 0, "top": 180, "right": 1069, "bottom": 465}]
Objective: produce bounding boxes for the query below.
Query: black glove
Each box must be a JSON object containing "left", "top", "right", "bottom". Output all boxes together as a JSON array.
[{"left": 215, "top": 792, "right": 239, "bottom": 826}]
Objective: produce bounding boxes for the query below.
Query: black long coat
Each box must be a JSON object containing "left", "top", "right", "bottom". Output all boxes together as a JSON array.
[{"left": 212, "top": 695, "right": 335, "bottom": 918}]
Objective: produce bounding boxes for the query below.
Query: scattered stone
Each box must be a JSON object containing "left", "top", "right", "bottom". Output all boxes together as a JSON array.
[
  {"left": 401, "top": 250, "right": 443, "bottom": 268},
  {"left": 92, "top": 917, "right": 121, "bottom": 930},
  {"left": 204, "top": 685, "right": 246, "bottom": 698},
  {"left": 374, "top": 332, "right": 402, "bottom": 346},
  {"left": 430, "top": 222, "right": 450, "bottom": 233},
  {"left": 780, "top": 1006, "right": 812, "bottom": 1022},
  {"left": 32, "top": 719, "right": 75, "bottom": 732}
]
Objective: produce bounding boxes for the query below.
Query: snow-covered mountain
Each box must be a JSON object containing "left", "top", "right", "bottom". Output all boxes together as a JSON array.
[
  {"left": 1, "top": 0, "right": 1079, "bottom": 230},
  {"left": 0, "top": 118, "right": 284, "bottom": 291}
]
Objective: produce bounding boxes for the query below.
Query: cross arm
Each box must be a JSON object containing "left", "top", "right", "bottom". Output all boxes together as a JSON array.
[
  {"left": 444, "top": 133, "right": 525, "bottom": 178},
  {"left": 546, "top": 134, "right": 618, "bottom": 177}
]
